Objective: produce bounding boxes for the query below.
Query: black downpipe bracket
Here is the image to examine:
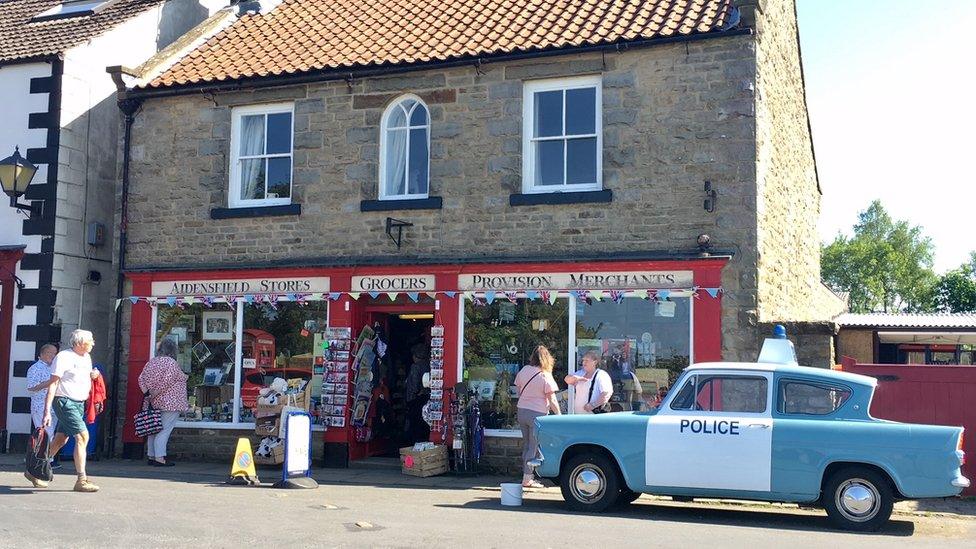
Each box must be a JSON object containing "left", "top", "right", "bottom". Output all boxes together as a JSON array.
[{"left": 107, "top": 97, "right": 142, "bottom": 458}]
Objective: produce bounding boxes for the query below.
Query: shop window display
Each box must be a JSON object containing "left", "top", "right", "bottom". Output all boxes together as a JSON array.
[
  {"left": 239, "top": 302, "right": 328, "bottom": 423},
  {"left": 155, "top": 305, "right": 237, "bottom": 423},
  {"left": 575, "top": 298, "right": 690, "bottom": 411},
  {"left": 463, "top": 298, "right": 570, "bottom": 430}
]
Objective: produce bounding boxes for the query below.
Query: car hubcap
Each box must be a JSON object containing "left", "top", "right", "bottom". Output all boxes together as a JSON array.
[
  {"left": 836, "top": 479, "right": 880, "bottom": 522},
  {"left": 571, "top": 464, "right": 605, "bottom": 503}
]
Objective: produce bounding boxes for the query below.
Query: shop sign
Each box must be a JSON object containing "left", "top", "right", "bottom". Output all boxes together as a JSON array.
[
  {"left": 151, "top": 277, "right": 331, "bottom": 297},
  {"left": 351, "top": 275, "right": 435, "bottom": 292},
  {"left": 458, "top": 271, "right": 693, "bottom": 291}
]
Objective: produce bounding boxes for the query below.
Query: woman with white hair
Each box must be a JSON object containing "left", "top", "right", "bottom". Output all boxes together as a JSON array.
[{"left": 138, "top": 337, "right": 189, "bottom": 466}]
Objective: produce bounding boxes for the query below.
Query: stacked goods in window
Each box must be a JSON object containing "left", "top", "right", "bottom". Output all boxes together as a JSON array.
[{"left": 322, "top": 327, "right": 353, "bottom": 428}]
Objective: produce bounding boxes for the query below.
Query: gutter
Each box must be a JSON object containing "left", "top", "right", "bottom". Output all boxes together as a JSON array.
[
  {"left": 123, "top": 27, "right": 754, "bottom": 100},
  {"left": 124, "top": 250, "right": 737, "bottom": 274},
  {"left": 106, "top": 96, "right": 142, "bottom": 458}
]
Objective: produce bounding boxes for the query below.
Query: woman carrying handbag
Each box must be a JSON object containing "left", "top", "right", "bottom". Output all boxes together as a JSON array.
[
  {"left": 514, "top": 345, "right": 561, "bottom": 488},
  {"left": 137, "top": 337, "right": 189, "bottom": 466}
]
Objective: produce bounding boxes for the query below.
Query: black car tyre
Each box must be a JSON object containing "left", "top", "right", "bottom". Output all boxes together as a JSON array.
[
  {"left": 616, "top": 488, "right": 642, "bottom": 506},
  {"left": 560, "top": 451, "right": 621, "bottom": 512},
  {"left": 822, "top": 467, "right": 894, "bottom": 532}
]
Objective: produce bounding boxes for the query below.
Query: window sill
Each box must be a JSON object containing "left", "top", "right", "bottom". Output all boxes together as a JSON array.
[
  {"left": 210, "top": 204, "right": 301, "bottom": 219},
  {"left": 360, "top": 196, "right": 443, "bottom": 212},
  {"left": 509, "top": 189, "right": 612, "bottom": 206}
]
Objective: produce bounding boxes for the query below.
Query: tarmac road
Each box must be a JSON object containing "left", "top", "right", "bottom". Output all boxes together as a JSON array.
[{"left": 0, "top": 469, "right": 973, "bottom": 548}]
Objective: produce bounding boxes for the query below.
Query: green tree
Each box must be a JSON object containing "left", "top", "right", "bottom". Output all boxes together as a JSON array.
[
  {"left": 821, "top": 200, "right": 937, "bottom": 313},
  {"left": 933, "top": 252, "right": 976, "bottom": 312}
]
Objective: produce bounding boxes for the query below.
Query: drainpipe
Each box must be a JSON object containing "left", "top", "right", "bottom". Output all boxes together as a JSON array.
[{"left": 107, "top": 95, "right": 142, "bottom": 457}]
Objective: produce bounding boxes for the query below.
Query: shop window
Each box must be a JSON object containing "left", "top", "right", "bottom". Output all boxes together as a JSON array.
[
  {"left": 153, "top": 300, "right": 328, "bottom": 426},
  {"left": 575, "top": 298, "right": 690, "bottom": 411},
  {"left": 463, "top": 298, "right": 570, "bottom": 429},
  {"left": 239, "top": 302, "right": 328, "bottom": 423},
  {"left": 380, "top": 95, "right": 430, "bottom": 200},
  {"left": 778, "top": 381, "right": 851, "bottom": 415},
  {"left": 522, "top": 75, "right": 602, "bottom": 193},
  {"left": 229, "top": 102, "right": 294, "bottom": 208},
  {"left": 155, "top": 305, "right": 238, "bottom": 423},
  {"left": 671, "top": 375, "right": 768, "bottom": 414}
]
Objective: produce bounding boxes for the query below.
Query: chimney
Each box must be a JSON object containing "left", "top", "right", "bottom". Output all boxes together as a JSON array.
[{"left": 231, "top": 0, "right": 283, "bottom": 16}]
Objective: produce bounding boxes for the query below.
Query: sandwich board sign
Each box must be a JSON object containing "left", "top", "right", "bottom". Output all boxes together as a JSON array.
[{"left": 274, "top": 411, "right": 318, "bottom": 489}]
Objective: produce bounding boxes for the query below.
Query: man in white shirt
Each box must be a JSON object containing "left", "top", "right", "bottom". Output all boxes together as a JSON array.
[
  {"left": 565, "top": 350, "right": 613, "bottom": 414},
  {"left": 30, "top": 329, "right": 101, "bottom": 493}
]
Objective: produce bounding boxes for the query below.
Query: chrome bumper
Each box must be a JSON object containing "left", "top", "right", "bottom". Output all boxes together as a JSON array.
[
  {"left": 527, "top": 458, "right": 544, "bottom": 470},
  {"left": 951, "top": 474, "right": 970, "bottom": 489}
]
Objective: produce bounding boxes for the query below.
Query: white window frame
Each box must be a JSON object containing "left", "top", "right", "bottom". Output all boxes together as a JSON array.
[
  {"left": 228, "top": 102, "right": 294, "bottom": 208},
  {"left": 521, "top": 75, "right": 603, "bottom": 194},
  {"left": 379, "top": 94, "right": 431, "bottom": 201}
]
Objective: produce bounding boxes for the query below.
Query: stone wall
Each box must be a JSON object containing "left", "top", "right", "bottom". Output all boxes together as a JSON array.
[
  {"left": 126, "top": 38, "right": 764, "bottom": 361},
  {"left": 481, "top": 435, "right": 524, "bottom": 476},
  {"left": 836, "top": 328, "right": 875, "bottom": 364},
  {"left": 748, "top": 0, "right": 846, "bottom": 325}
]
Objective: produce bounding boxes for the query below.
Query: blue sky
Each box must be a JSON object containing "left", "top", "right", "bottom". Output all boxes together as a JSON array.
[{"left": 796, "top": 0, "right": 976, "bottom": 273}]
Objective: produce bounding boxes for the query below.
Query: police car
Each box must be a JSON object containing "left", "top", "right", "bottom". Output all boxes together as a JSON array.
[{"left": 531, "top": 337, "right": 969, "bottom": 531}]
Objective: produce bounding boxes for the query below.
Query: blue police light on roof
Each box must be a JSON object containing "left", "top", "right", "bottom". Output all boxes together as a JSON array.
[{"left": 758, "top": 325, "right": 798, "bottom": 365}]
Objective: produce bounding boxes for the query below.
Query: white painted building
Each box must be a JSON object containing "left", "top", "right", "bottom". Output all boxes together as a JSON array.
[{"left": 0, "top": 0, "right": 228, "bottom": 453}]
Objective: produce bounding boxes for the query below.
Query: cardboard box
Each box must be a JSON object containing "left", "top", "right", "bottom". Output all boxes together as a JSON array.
[
  {"left": 254, "top": 444, "right": 284, "bottom": 465},
  {"left": 399, "top": 445, "right": 448, "bottom": 477},
  {"left": 194, "top": 385, "right": 234, "bottom": 409},
  {"left": 255, "top": 415, "right": 281, "bottom": 437}
]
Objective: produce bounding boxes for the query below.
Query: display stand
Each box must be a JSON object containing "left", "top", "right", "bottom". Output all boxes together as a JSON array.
[{"left": 273, "top": 411, "right": 319, "bottom": 489}]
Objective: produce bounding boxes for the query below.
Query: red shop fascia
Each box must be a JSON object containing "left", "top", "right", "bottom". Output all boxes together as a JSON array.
[{"left": 122, "top": 257, "right": 727, "bottom": 461}]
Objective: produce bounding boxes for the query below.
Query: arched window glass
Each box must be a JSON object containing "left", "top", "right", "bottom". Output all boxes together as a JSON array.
[{"left": 380, "top": 96, "right": 430, "bottom": 199}]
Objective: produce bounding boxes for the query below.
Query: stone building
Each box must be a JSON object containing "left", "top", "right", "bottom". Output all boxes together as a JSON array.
[
  {"left": 0, "top": 0, "right": 227, "bottom": 453},
  {"left": 109, "top": 0, "right": 845, "bottom": 471}
]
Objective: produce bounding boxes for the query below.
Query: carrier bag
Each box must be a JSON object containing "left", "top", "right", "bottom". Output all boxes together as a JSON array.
[{"left": 26, "top": 428, "right": 53, "bottom": 482}]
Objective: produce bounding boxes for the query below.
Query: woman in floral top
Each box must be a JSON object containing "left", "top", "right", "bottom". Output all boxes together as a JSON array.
[{"left": 138, "top": 338, "right": 189, "bottom": 466}]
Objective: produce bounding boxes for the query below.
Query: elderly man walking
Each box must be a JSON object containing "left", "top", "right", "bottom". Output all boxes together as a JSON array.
[
  {"left": 26, "top": 343, "right": 61, "bottom": 471},
  {"left": 28, "top": 329, "right": 101, "bottom": 492}
]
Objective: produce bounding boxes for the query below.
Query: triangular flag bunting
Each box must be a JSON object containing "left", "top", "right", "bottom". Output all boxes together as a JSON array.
[
  {"left": 426, "top": 292, "right": 438, "bottom": 299},
  {"left": 485, "top": 291, "right": 496, "bottom": 304},
  {"left": 526, "top": 290, "right": 540, "bottom": 300},
  {"left": 548, "top": 291, "right": 559, "bottom": 305},
  {"left": 657, "top": 290, "right": 671, "bottom": 300},
  {"left": 388, "top": 292, "right": 399, "bottom": 301},
  {"left": 591, "top": 290, "right": 604, "bottom": 301},
  {"left": 407, "top": 292, "right": 419, "bottom": 302},
  {"left": 706, "top": 288, "right": 720, "bottom": 298},
  {"left": 444, "top": 291, "right": 457, "bottom": 299},
  {"left": 464, "top": 291, "right": 475, "bottom": 301},
  {"left": 166, "top": 296, "right": 177, "bottom": 307},
  {"left": 115, "top": 299, "right": 123, "bottom": 311},
  {"left": 128, "top": 296, "right": 139, "bottom": 305}
]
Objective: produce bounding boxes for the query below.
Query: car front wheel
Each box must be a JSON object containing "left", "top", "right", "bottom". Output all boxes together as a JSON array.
[
  {"left": 822, "top": 467, "right": 894, "bottom": 532},
  {"left": 560, "top": 451, "right": 621, "bottom": 512}
]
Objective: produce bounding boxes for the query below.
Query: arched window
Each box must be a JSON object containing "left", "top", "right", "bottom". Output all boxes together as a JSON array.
[{"left": 379, "top": 96, "right": 430, "bottom": 199}]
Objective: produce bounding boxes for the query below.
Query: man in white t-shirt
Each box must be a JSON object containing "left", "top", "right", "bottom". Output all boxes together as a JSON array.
[
  {"left": 30, "top": 329, "right": 101, "bottom": 493},
  {"left": 565, "top": 350, "right": 613, "bottom": 414}
]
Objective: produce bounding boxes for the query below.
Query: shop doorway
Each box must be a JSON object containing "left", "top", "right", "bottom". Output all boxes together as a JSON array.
[{"left": 353, "top": 307, "right": 433, "bottom": 460}]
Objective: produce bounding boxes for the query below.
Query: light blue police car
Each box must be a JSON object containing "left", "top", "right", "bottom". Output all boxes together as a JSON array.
[{"left": 532, "top": 346, "right": 968, "bottom": 531}]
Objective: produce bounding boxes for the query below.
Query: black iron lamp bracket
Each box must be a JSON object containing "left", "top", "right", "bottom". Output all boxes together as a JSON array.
[
  {"left": 385, "top": 217, "right": 413, "bottom": 250},
  {"left": 9, "top": 195, "right": 38, "bottom": 215}
]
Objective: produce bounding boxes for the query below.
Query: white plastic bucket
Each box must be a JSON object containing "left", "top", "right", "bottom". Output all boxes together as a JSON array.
[{"left": 500, "top": 483, "right": 523, "bottom": 506}]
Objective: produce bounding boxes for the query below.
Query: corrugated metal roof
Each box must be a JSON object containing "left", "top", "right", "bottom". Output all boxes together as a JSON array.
[{"left": 834, "top": 313, "right": 976, "bottom": 329}]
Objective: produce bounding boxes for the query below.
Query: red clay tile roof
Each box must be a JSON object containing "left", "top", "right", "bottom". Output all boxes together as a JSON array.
[
  {"left": 147, "top": 0, "right": 737, "bottom": 89},
  {"left": 0, "top": 0, "right": 165, "bottom": 64}
]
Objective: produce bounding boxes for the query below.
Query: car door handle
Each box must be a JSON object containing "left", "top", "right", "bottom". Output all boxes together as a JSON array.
[{"left": 747, "top": 423, "right": 770, "bottom": 429}]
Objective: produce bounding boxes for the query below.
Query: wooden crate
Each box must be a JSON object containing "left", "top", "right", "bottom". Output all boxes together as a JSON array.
[{"left": 399, "top": 445, "right": 448, "bottom": 477}]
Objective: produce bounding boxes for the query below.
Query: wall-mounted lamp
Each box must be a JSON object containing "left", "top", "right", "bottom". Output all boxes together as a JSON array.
[
  {"left": 697, "top": 233, "right": 712, "bottom": 254},
  {"left": 385, "top": 217, "right": 413, "bottom": 250},
  {"left": 703, "top": 180, "right": 717, "bottom": 213},
  {"left": 0, "top": 146, "right": 40, "bottom": 214}
]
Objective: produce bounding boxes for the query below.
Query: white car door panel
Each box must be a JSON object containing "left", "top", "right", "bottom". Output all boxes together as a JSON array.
[{"left": 645, "top": 371, "right": 773, "bottom": 492}]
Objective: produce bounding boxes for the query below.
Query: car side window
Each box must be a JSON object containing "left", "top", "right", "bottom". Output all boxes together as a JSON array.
[
  {"left": 670, "top": 375, "right": 768, "bottom": 413},
  {"left": 778, "top": 380, "right": 851, "bottom": 415}
]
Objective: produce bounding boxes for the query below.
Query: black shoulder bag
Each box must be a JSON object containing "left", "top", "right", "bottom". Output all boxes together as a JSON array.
[{"left": 587, "top": 369, "right": 611, "bottom": 414}]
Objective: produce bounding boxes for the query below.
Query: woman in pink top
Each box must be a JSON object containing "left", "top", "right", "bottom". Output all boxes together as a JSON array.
[
  {"left": 138, "top": 337, "right": 189, "bottom": 466},
  {"left": 515, "top": 345, "right": 561, "bottom": 487}
]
